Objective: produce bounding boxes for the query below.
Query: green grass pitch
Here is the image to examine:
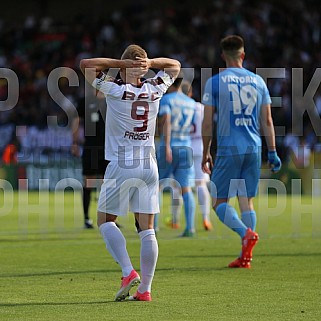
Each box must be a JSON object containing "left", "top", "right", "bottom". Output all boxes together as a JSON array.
[{"left": 0, "top": 191, "right": 321, "bottom": 320}]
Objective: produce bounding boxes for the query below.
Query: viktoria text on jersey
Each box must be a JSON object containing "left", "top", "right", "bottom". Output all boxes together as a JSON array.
[{"left": 124, "top": 131, "right": 150, "bottom": 140}]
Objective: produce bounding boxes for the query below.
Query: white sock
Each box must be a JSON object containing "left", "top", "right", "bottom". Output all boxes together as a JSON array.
[
  {"left": 138, "top": 229, "right": 158, "bottom": 293},
  {"left": 197, "top": 184, "right": 210, "bottom": 220},
  {"left": 99, "top": 222, "right": 133, "bottom": 277}
]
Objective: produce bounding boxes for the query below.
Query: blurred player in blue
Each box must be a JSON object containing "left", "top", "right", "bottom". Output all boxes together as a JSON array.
[
  {"left": 182, "top": 81, "right": 212, "bottom": 231},
  {"left": 202, "top": 35, "right": 281, "bottom": 267},
  {"left": 157, "top": 77, "right": 196, "bottom": 237}
]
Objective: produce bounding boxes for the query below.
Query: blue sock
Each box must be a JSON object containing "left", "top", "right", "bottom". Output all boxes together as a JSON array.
[
  {"left": 215, "top": 203, "right": 247, "bottom": 238},
  {"left": 182, "top": 191, "right": 195, "bottom": 232},
  {"left": 241, "top": 210, "right": 256, "bottom": 231}
]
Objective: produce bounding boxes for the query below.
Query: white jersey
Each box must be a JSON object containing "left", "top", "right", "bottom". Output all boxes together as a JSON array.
[
  {"left": 93, "top": 71, "right": 173, "bottom": 161},
  {"left": 191, "top": 102, "right": 204, "bottom": 156}
]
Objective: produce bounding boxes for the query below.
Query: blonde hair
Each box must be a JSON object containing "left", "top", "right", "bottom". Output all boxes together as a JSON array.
[{"left": 121, "top": 44, "right": 147, "bottom": 60}]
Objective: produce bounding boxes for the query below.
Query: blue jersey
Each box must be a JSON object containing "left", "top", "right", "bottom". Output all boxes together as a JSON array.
[
  {"left": 202, "top": 68, "right": 272, "bottom": 156},
  {"left": 159, "top": 92, "right": 196, "bottom": 147}
]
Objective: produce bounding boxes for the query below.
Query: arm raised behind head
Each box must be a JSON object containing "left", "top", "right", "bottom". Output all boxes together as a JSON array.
[
  {"left": 80, "top": 57, "right": 181, "bottom": 84},
  {"left": 136, "top": 57, "right": 181, "bottom": 80},
  {"left": 79, "top": 58, "right": 148, "bottom": 84}
]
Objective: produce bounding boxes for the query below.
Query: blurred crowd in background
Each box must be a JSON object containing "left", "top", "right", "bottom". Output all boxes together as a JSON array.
[{"left": 1, "top": 0, "right": 321, "bottom": 168}]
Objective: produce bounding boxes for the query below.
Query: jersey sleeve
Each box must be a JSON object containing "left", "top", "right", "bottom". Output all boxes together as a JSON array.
[
  {"left": 261, "top": 83, "right": 272, "bottom": 105},
  {"left": 92, "top": 72, "right": 123, "bottom": 98},
  {"left": 158, "top": 95, "right": 171, "bottom": 116},
  {"left": 191, "top": 101, "right": 197, "bottom": 126},
  {"left": 257, "top": 75, "right": 272, "bottom": 105},
  {"left": 202, "top": 77, "right": 215, "bottom": 107},
  {"left": 153, "top": 71, "right": 175, "bottom": 94}
]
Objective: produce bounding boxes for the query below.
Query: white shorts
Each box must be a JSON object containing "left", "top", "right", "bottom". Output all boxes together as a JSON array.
[
  {"left": 97, "top": 158, "right": 159, "bottom": 216},
  {"left": 193, "top": 155, "right": 210, "bottom": 181}
]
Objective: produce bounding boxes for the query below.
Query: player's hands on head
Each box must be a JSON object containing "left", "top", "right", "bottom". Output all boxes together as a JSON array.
[
  {"left": 133, "top": 57, "right": 150, "bottom": 77},
  {"left": 135, "top": 56, "right": 151, "bottom": 70},
  {"left": 122, "top": 57, "right": 150, "bottom": 78},
  {"left": 268, "top": 151, "right": 281, "bottom": 172}
]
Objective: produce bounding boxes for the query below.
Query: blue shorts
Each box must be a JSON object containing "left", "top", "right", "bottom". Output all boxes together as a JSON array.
[
  {"left": 210, "top": 153, "right": 261, "bottom": 198},
  {"left": 157, "top": 146, "right": 194, "bottom": 188}
]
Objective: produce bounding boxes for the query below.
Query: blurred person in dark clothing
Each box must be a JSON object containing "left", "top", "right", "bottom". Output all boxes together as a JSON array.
[{"left": 71, "top": 90, "right": 108, "bottom": 228}]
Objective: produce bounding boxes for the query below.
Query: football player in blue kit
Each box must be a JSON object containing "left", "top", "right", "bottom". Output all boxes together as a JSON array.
[
  {"left": 157, "top": 78, "right": 196, "bottom": 237},
  {"left": 202, "top": 35, "right": 281, "bottom": 268}
]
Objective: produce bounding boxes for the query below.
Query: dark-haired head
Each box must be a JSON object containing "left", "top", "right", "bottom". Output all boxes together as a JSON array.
[{"left": 220, "top": 35, "right": 244, "bottom": 60}]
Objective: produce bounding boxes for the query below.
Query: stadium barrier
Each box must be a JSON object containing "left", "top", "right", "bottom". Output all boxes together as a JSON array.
[
  {"left": 1, "top": 152, "right": 321, "bottom": 194},
  {"left": 0, "top": 159, "right": 82, "bottom": 191}
]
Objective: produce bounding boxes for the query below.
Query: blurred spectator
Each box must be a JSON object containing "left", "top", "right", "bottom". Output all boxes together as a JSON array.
[
  {"left": 0, "top": 0, "right": 320, "bottom": 163},
  {"left": 2, "top": 133, "right": 20, "bottom": 165}
]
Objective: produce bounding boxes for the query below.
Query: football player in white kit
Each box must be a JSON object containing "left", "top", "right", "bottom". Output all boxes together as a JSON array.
[{"left": 80, "top": 44, "right": 180, "bottom": 301}]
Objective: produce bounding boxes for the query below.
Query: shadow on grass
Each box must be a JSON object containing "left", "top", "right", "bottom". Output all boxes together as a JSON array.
[
  {"left": 0, "top": 300, "right": 123, "bottom": 307},
  {"left": 0, "top": 265, "right": 230, "bottom": 278},
  {"left": 178, "top": 252, "right": 321, "bottom": 259},
  {"left": 0, "top": 231, "right": 97, "bottom": 243},
  {"left": 1, "top": 251, "right": 320, "bottom": 278},
  {"left": 0, "top": 269, "right": 120, "bottom": 278}
]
